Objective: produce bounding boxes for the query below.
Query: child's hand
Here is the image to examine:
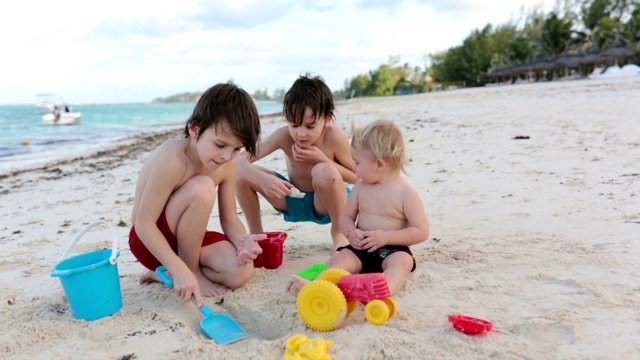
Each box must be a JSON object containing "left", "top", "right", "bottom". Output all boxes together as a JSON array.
[
  {"left": 361, "top": 230, "right": 388, "bottom": 253},
  {"left": 261, "top": 175, "right": 293, "bottom": 199},
  {"left": 236, "top": 234, "right": 267, "bottom": 265},
  {"left": 292, "top": 143, "right": 328, "bottom": 164},
  {"left": 348, "top": 228, "right": 365, "bottom": 250},
  {"left": 172, "top": 267, "right": 203, "bottom": 307}
]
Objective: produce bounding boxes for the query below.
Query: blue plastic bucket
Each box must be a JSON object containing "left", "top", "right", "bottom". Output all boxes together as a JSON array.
[{"left": 51, "top": 221, "right": 122, "bottom": 321}]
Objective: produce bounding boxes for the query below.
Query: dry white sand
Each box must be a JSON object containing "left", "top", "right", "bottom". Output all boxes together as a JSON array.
[{"left": 1, "top": 76, "right": 639, "bottom": 359}]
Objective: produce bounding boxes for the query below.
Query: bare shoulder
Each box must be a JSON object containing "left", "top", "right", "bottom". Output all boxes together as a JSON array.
[
  {"left": 324, "top": 123, "right": 349, "bottom": 143},
  {"left": 151, "top": 138, "right": 182, "bottom": 154},
  {"left": 142, "top": 139, "right": 189, "bottom": 178},
  {"left": 350, "top": 179, "right": 365, "bottom": 192},
  {"left": 266, "top": 126, "right": 293, "bottom": 144},
  {"left": 150, "top": 138, "right": 187, "bottom": 162},
  {"left": 321, "top": 123, "right": 351, "bottom": 159},
  {"left": 133, "top": 138, "right": 190, "bottom": 221},
  {"left": 258, "top": 126, "right": 293, "bottom": 156},
  {"left": 398, "top": 178, "right": 424, "bottom": 206}
]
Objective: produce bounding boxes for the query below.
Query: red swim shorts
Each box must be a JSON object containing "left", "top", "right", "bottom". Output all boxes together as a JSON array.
[{"left": 128, "top": 208, "right": 228, "bottom": 271}]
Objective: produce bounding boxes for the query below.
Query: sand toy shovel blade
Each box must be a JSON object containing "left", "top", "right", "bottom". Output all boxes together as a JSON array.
[
  {"left": 199, "top": 305, "right": 248, "bottom": 345},
  {"left": 155, "top": 266, "right": 248, "bottom": 344}
]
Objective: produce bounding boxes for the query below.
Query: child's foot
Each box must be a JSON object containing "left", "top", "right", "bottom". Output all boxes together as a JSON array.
[
  {"left": 286, "top": 275, "right": 310, "bottom": 296},
  {"left": 196, "top": 271, "right": 230, "bottom": 297},
  {"left": 139, "top": 270, "right": 160, "bottom": 284},
  {"left": 138, "top": 269, "right": 229, "bottom": 297},
  {"left": 201, "top": 283, "right": 230, "bottom": 297}
]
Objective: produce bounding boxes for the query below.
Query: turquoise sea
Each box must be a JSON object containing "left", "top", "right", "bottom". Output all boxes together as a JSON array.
[{"left": 0, "top": 101, "right": 282, "bottom": 172}]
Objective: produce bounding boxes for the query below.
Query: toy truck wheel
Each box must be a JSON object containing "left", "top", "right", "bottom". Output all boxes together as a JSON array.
[
  {"left": 383, "top": 297, "right": 397, "bottom": 318},
  {"left": 297, "top": 280, "right": 347, "bottom": 331},
  {"left": 316, "top": 268, "right": 350, "bottom": 284},
  {"left": 364, "top": 299, "right": 390, "bottom": 325}
]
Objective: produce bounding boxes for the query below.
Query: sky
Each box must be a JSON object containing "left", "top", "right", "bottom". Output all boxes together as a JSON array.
[{"left": 0, "top": 0, "right": 550, "bottom": 105}]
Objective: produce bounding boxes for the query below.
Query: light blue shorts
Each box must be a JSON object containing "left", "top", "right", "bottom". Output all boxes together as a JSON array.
[{"left": 273, "top": 172, "right": 351, "bottom": 225}]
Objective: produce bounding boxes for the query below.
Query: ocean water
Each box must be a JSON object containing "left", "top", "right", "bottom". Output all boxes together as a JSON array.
[{"left": 0, "top": 101, "right": 282, "bottom": 172}]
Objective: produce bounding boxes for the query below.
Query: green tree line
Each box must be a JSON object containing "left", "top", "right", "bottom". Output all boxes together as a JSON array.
[
  {"left": 153, "top": 88, "right": 286, "bottom": 103},
  {"left": 345, "top": 0, "right": 640, "bottom": 95}
]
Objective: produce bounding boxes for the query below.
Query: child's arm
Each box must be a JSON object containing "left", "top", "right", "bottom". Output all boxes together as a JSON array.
[
  {"left": 339, "top": 182, "right": 365, "bottom": 249},
  {"left": 238, "top": 126, "right": 286, "bottom": 164},
  {"left": 216, "top": 160, "right": 266, "bottom": 263},
  {"left": 331, "top": 131, "right": 358, "bottom": 184},
  {"left": 135, "top": 149, "right": 203, "bottom": 304},
  {"left": 236, "top": 127, "right": 296, "bottom": 198},
  {"left": 362, "top": 186, "right": 429, "bottom": 251}
]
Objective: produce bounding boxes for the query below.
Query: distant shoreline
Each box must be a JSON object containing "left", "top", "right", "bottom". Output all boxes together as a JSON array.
[{"left": 0, "top": 110, "right": 285, "bottom": 182}]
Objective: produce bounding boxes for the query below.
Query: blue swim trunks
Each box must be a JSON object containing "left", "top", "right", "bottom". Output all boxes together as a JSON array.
[{"left": 273, "top": 172, "right": 351, "bottom": 225}]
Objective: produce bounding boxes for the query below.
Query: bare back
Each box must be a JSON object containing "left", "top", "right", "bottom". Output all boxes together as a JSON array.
[{"left": 131, "top": 138, "right": 232, "bottom": 225}]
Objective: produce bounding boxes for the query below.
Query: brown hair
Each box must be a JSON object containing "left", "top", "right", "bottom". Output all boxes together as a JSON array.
[
  {"left": 283, "top": 73, "right": 334, "bottom": 126},
  {"left": 183, "top": 81, "right": 261, "bottom": 156},
  {"left": 351, "top": 120, "right": 407, "bottom": 173}
]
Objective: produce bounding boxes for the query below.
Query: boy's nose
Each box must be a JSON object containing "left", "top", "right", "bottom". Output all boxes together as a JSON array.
[{"left": 220, "top": 149, "right": 232, "bottom": 162}]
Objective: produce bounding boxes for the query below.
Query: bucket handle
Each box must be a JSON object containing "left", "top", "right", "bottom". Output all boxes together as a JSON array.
[{"left": 58, "top": 221, "right": 118, "bottom": 265}]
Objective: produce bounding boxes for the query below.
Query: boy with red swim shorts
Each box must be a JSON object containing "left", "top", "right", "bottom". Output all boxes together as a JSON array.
[{"left": 129, "top": 82, "right": 266, "bottom": 306}]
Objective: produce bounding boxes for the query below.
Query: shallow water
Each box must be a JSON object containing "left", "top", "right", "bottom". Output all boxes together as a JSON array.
[{"left": 0, "top": 101, "right": 282, "bottom": 172}]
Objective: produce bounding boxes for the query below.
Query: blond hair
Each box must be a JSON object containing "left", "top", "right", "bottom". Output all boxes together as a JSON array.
[{"left": 351, "top": 120, "right": 407, "bottom": 173}]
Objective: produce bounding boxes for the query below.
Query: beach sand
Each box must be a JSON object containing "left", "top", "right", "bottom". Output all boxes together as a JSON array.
[{"left": 1, "top": 76, "right": 639, "bottom": 359}]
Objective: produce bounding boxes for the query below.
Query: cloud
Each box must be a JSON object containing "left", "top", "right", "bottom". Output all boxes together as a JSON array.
[
  {"left": 0, "top": 0, "right": 550, "bottom": 104},
  {"left": 423, "top": 0, "right": 545, "bottom": 19},
  {"left": 189, "top": 1, "right": 297, "bottom": 29},
  {"left": 89, "top": 17, "right": 195, "bottom": 40}
]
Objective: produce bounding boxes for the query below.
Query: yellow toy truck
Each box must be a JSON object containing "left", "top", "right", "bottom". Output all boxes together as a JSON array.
[{"left": 296, "top": 269, "right": 397, "bottom": 331}]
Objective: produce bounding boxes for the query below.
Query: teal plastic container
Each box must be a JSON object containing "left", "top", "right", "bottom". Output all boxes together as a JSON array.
[{"left": 51, "top": 221, "right": 122, "bottom": 321}]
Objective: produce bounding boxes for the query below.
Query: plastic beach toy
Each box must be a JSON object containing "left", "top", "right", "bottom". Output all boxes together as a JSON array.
[
  {"left": 296, "top": 269, "right": 397, "bottom": 331},
  {"left": 156, "top": 266, "right": 248, "bottom": 345},
  {"left": 295, "top": 264, "right": 328, "bottom": 281},
  {"left": 448, "top": 314, "right": 493, "bottom": 335},
  {"left": 253, "top": 231, "right": 288, "bottom": 269},
  {"left": 51, "top": 221, "right": 122, "bottom": 321},
  {"left": 283, "top": 335, "right": 334, "bottom": 360}
]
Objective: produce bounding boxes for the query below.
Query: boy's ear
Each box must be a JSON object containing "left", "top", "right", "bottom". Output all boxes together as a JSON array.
[
  {"left": 376, "top": 159, "right": 387, "bottom": 172},
  {"left": 188, "top": 124, "right": 199, "bottom": 139}
]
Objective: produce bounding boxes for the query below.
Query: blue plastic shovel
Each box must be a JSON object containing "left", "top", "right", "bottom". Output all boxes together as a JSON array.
[{"left": 155, "top": 266, "right": 248, "bottom": 345}]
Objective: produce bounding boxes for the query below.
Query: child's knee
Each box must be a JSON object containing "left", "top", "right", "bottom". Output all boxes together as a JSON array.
[
  {"left": 223, "top": 265, "right": 254, "bottom": 289},
  {"left": 311, "top": 163, "right": 341, "bottom": 186},
  {"left": 184, "top": 175, "right": 216, "bottom": 205}
]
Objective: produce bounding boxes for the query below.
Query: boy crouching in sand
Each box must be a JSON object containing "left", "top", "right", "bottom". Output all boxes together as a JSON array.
[
  {"left": 129, "top": 82, "right": 266, "bottom": 307},
  {"left": 236, "top": 74, "right": 358, "bottom": 250},
  {"left": 287, "top": 120, "right": 430, "bottom": 295}
]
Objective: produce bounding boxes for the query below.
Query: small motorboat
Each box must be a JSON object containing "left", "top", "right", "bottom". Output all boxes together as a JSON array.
[
  {"left": 42, "top": 111, "right": 82, "bottom": 126},
  {"left": 36, "top": 93, "right": 82, "bottom": 126}
]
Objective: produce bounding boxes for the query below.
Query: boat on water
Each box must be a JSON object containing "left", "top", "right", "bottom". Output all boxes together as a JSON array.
[{"left": 36, "top": 93, "right": 82, "bottom": 126}]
